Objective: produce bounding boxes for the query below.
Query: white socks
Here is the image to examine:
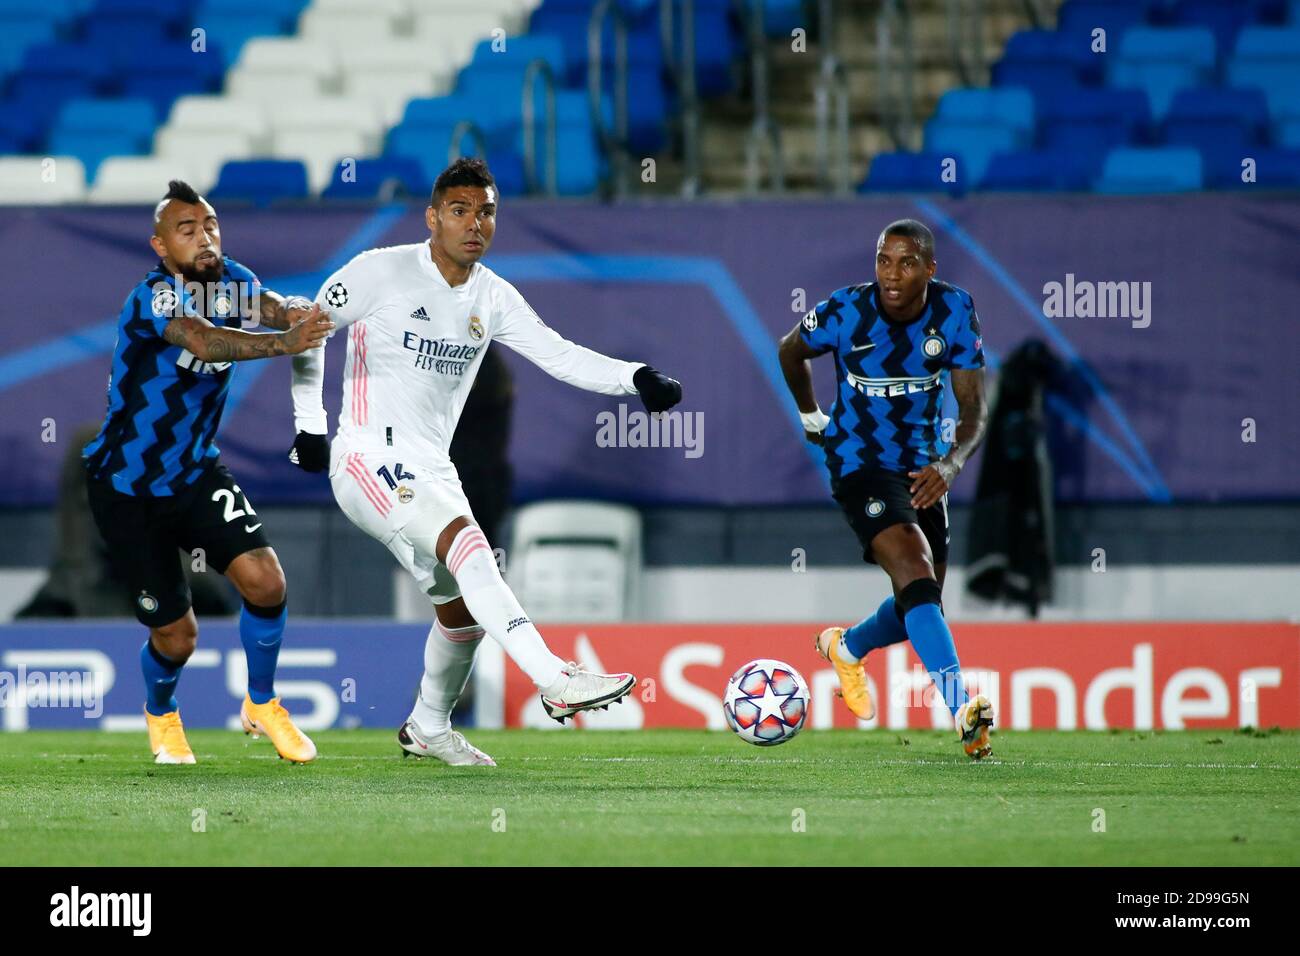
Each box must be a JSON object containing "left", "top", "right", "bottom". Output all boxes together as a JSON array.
[
  {"left": 410, "top": 619, "right": 482, "bottom": 736},
  {"left": 445, "top": 525, "right": 566, "bottom": 689},
  {"left": 834, "top": 631, "right": 862, "bottom": 665}
]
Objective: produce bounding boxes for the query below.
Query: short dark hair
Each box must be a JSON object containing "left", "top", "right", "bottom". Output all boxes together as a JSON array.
[
  {"left": 878, "top": 218, "right": 935, "bottom": 262},
  {"left": 153, "top": 179, "right": 204, "bottom": 223},
  {"left": 431, "top": 157, "right": 495, "bottom": 204}
]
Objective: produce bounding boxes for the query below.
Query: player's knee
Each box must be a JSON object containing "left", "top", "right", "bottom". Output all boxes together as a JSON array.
[
  {"left": 152, "top": 613, "right": 198, "bottom": 662},
  {"left": 896, "top": 577, "right": 943, "bottom": 618},
  {"left": 242, "top": 567, "right": 287, "bottom": 608}
]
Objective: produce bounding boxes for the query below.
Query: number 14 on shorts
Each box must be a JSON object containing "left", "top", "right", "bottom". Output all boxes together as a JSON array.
[{"left": 375, "top": 463, "right": 415, "bottom": 490}]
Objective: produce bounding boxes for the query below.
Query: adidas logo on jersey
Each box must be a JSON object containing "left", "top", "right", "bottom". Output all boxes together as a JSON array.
[{"left": 409, "top": 306, "right": 430, "bottom": 321}]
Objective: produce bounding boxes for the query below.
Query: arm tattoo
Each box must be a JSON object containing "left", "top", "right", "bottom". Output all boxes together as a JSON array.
[
  {"left": 164, "top": 316, "right": 286, "bottom": 362},
  {"left": 258, "top": 290, "right": 290, "bottom": 330}
]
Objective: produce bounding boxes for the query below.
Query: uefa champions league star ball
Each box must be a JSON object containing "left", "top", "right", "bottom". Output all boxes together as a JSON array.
[{"left": 722, "top": 659, "right": 810, "bottom": 746}]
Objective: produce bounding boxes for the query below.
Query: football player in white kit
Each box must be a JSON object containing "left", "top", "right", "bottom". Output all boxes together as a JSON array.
[{"left": 286, "top": 158, "right": 683, "bottom": 765}]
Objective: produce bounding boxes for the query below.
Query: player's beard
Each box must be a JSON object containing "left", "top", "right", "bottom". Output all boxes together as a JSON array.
[{"left": 186, "top": 252, "right": 223, "bottom": 282}]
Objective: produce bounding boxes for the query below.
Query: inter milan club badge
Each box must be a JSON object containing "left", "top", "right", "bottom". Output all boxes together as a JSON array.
[
  {"left": 468, "top": 315, "right": 484, "bottom": 341},
  {"left": 137, "top": 591, "right": 159, "bottom": 614},
  {"left": 866, "top": 498, "right": 886, "bottom": 518},
  {"left": 922, "top": 335, "right": 946, "bottom": 358},
  {"left": 397, "top": 486, "right": 415, "bottom": 504}
]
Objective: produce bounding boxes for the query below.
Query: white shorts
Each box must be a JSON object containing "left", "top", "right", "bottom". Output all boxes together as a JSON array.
[{"left": 329, "top": 445, "right": 475, "bottom": 605}]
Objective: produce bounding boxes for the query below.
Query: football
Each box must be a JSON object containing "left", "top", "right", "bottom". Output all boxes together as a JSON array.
[{"left": 722, "top": 658, "right": 810, "bottom": 746}]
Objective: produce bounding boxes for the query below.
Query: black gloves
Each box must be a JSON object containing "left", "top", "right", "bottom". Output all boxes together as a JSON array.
[
  {"left": 633, "top": 365, "right": 682, "bottom": 413},
  {"left": 288, "top": 431, "right": 330, "bottom": 473}
]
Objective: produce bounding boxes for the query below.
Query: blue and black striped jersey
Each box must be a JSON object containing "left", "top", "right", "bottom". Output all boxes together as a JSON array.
[
  {"left": 83, "top": 256, "right": 261, "bottom": 496},
  {"left": 800, "top": 279, "right": 985, "bottom": 479}
]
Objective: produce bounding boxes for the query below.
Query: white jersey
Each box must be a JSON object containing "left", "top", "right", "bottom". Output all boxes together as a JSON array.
[{"left": 291, "top": 242, "right": 642, "bottom": 469}]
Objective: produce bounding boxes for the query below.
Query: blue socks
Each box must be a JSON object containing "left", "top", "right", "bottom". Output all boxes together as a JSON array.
[
  {"left": 843, "top": 596, "right": 910, "bottom": 659},
  {"left": 903, "top": 601, "right": 968, "bottom": 717},
  {"left": 141, "top": 638, "right": 181, "bottom": 717},
  {"left": 240, "top": 598, "right": 286, "bottom": 705}
]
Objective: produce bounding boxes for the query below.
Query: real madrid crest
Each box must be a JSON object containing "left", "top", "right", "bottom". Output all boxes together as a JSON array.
[
  {"left": 397, "top": 485, "right": 415, "bottom": 504},
  {"left": 922, "top": 334, "right": 946, "bottom": 358},
  {"left": 468, "top": 315, "right": 484, "bottom": 341}
]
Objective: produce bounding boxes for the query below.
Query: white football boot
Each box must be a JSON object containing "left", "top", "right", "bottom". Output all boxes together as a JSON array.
[
  {"left": 955, "top": 694, "right": 995, "bottom": 760},
  {"left": 539, "top": 662, "right": 636, "bottom": 723},
  {"left": 397, "top": 720, "right": 496, "bottom": 766}
]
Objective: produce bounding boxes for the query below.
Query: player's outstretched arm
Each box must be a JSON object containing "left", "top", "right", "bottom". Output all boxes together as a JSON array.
[
  {"left": 907, "top": 367, "right": 988, "bottom": 509},
  {"left": 493, "top": 300, "right": 681, "bottom": 411},
  {"left": 778, "top": 323, "right": 829, "bottom": 445},
  {"left": 254, "top": 289, "right": 315, "bottom": 330},
  {"left": 163, "top": 306, "right": 333, "bottom": 362}
]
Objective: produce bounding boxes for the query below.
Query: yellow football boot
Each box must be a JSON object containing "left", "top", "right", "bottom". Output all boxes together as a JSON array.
[
  {"left": 145, "top": 708, "right": 196, "bottom": 765},
  {"left": 956, "top": 694, "right": 994, "bottom": 760},
  {"left": 240, "top": 695, "right": 317, "bottom": 764},
  {"left": 814, "top": 626, "right": 875, "bottom": 721}
]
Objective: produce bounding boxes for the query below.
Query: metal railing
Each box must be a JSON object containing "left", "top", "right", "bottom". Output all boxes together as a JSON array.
[
  {"left": 814, "top": 58, "right": 850, "bottom": 194},
  {"left": 447, "top": 120, "right": 488, "bottom": 165},
  {"left": 947, "top": 0, "right": 988, "bottom": 88},
  {"left": 743, "top": 114, "right": 784, "bottom": 194},
  {"left": 589, "top": 0, "right": 630, "bottom": 197},
  {"left": 876, "top": 0, "right": 916, "bottom": 150},
  {"left": 742, "top": 0, "right": 784, "bottom": 194},
  {"left": 660, "top": 0, "right": 700, "bottom": 196},
  {"left": 813, "top": 0, "right": 850, "bottom": 195},
  {"left": 521, "top": 58, "right": 558, "bottom": 196}
]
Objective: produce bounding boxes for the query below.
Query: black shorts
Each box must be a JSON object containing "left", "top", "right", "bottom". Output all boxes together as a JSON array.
[
  {"left": 87, "top": 461, "right": 271, "bottom": 626},
  {"left": 831, "top": 467, "right": 950, "bottom": 566}
]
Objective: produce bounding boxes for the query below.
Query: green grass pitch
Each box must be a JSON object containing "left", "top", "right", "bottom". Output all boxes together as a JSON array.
[{"left": 2, "top": 728, "right": 1297, "bottom": 866}]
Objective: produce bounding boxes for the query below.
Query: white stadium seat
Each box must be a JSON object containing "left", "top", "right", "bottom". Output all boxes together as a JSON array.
[
  {"left": 312, "top": 0, "right": 409, "bottom": 14},
  {"left": 263, "top": 96, "right": 386, "bottom": 144},
  {"left": 508, "top": 501, "right": 643, "bottom": 622},
  {"left": 0, "top": 156, "right": 86, "bottom": 203},
  {"left": 153, "top": 127, "right": 255, "bottom": 190},
  {"left": 233, "top": 38, "right": 342, "bottom": 97},
  {"left": 344, "top": 70, "right": 449, "bottom": 126},
  {"left": 411, "top": 11, "right": 520, "bottom": 64},
  {"left": 299, "top": 7, "right": 403, "bottom": 43},
  {"left": 166, "top": 96, "right": 271, "bottom": 145},
  {"left": 88, "top": 157, "right": 200, "bottom": 204},
  {"left": 269, "top": 129, "right": 369, "bottom": 191}
]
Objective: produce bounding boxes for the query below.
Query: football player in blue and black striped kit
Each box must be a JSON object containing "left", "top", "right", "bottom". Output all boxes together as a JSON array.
[
  {"left": 778, "top": 219, "right": 995, "bottom": 759},
  {"left": 83, "top": 180, "right": 334, "bottom": 765}
]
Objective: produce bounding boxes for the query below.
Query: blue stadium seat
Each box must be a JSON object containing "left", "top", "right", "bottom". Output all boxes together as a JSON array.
[
  {"left": 977, "top": 150, "right": 1092, "bottom": 191},
  {"left": 47, "top": 96, "right": 158, "bottom": 179},
  {"left": 1107, "top": 27, "right": 1217, "bottom": 119},
  {"left": 923, "top": 122, "right": 1023, "bottom": 184},
  {"left": 1057, "top": 0, "right": 1156, "bottom": 50},
  {"left": 1169, "top": 0, "right": 1255, "bottom": 54},
  {"left": 321, "top": 157, "right": 428, "bottom": 200},
  {"left": 857, "top": 152, "right": 964, "bottom": 195},
  {"left": 1161, "top": 88, "right": 1269, "bottom": 151},
  {"left": 1227, "top": 28, "right": 1300, "bottom": 118},
  {"left": 990, "top": 61, "right": 1085, "bottom": 105},
  {"left": 0, "top": 0, "right": 85, "bottom": 23},
  {"left": 934, "top": 87, "right": 1036, "bottom": 138},
  {"left": 527, "top": 7, "right": 668, "bottom": 153},
  {"left": 763, "top": 0, "right": 804, "bottom": 38},
  {"left": 209, "top": 159, "right": 309, "bottom": 204},
  {"left": 1039, "top": 87, "right": 1152, "bottom": 176},
  {"left": 1000, "top": 28, "right": 1101, "bottom": 81},
  {"left": 122, "top": 45, "right": 226, "bottom": 117},
  {"left": 0, "top": 15, "right": 57, "bottom": 78},
  {"left": 195, "top": 9, "right": 297, "bottom": 66},
  {"left": 1095, "top": 146, "right": 1203, "bottom": 192},
  {"left": 1200, "top": 145, "right": 1300, "bottom": 188}
]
